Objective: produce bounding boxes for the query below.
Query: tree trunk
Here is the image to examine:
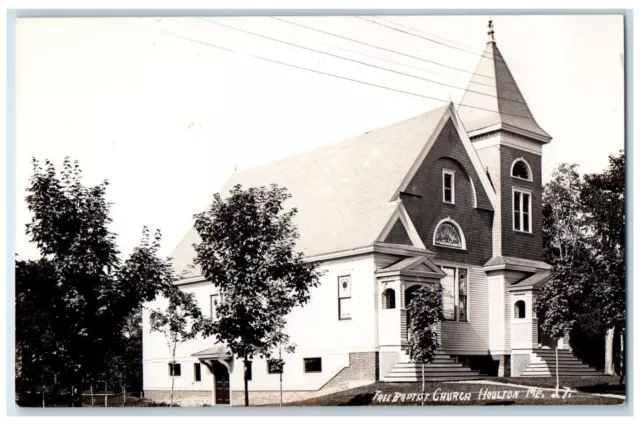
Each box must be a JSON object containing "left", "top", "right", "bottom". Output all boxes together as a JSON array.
[
  {"left": 244, "top": 359, "right": 250, "bottom": 407},
  {"left": 555, "top": 343, "right": 560, "bottom": 397},
  {"left": 170, "top": 374, "right": 175, "bottom": 407},
  {"left": 619, "top": 331, "right": 625, "bottom": 385},
  {"left": 605, "top": 326, "right": 616, "bottom": 375}
]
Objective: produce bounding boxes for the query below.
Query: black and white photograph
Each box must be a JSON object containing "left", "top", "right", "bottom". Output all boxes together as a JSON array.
[{"left": 10, "top": 10, "right": 628, "bottom": 412}]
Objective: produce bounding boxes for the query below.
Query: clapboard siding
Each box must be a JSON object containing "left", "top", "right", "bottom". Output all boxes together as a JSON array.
[
  {"left": 440, "top": 265, "right": 489, "bottom": 354},
  {"left": 503, "top": 271, "right": 527, "bottom": 352}
]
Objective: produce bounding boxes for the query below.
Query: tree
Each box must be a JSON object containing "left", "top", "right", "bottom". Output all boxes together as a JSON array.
[
  {"left": 16, "top": 158, "right": 180, "bottom": 405},
  {"left": 193, "top": 184, "right": 322, "bottom": 406},
  {"left": 149, "top": 286, "right": 205, "bottom": 407},
  {"left": 537, "top": 163, "right": 591, "bottom": 393},
  {"left": 406, "top": 284, "right": 445, "bottom": 402},
  {"left": 581, "top": 151, "right": 625, "bottom": 378}
]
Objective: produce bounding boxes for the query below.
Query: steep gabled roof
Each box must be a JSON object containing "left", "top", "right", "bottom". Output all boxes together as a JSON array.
[
  {"left": 170, "top": 105, "right": 450, "bottom": 277},
  {"left": 457, "top": 22, "right": 551, "bottom": 143}
]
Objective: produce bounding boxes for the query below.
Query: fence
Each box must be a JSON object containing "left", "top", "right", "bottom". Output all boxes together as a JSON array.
[{"left": 17, "top": 385, "right": 145, "bottom": 407}]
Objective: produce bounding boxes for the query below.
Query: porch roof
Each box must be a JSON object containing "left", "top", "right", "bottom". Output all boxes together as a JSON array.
[
  {"left": 484, "top": 256, "right": 552, "bottom": 272},
  {"left": 191, "top": 344, "right": 232, "bottom": 360},
  {"left": 509, "top": 271, "right": 552, "bottom": 291}
]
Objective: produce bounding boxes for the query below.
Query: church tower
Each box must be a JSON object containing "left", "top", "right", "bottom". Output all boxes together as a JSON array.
[
  {"left": 457, "top": 20, "right": 553, "bottom": 376},
  {"left": 458, "top": 20, "right": 552, "bottom": 262}
]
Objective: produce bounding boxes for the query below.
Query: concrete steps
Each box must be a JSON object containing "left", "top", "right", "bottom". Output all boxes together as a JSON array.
[
  {"left": 520, "top": 349, "right": 602, "bottom": 377},
  {"left": 383, "top": 351, "right": 485, "bottom": 382}
]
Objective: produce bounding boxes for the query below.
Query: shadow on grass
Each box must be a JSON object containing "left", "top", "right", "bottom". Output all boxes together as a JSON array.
[
  {"left": 575, "top": 383, "right": 626, "bottom": 396},
  {"left": 338, "top": 393, "right": 376, "bottom": 406}
]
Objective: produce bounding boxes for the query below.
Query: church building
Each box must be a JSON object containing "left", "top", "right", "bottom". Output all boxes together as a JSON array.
[{"left": 142, "top": 21, "right": 601, "bottom": 406}]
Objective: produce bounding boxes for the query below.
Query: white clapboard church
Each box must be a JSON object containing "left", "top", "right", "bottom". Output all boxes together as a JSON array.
[{"left": 142, "top": 21, "right": 600, "bottom": 406}]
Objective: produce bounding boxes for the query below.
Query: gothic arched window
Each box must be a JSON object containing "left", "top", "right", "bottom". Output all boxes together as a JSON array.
[
  {"left": 511, "top": 159, "right": 532, "bottom": 181},
  {"left": 433, "top": 219, "right": 465, "bottom": 249},
  {"left": 382, "top": 288, "right": 396, "bottom": 309}
]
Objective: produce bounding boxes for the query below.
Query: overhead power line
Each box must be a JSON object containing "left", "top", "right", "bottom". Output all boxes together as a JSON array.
[
  {"left": 269, "top": 17, "right": 499, "bottom": 84},
  {"left": 361, "top": 16, "right": 505, "bottom": 63},
  {"left": 199, "top": 18, "right": 525, "bottom": 105},
  {"left": 159, "top": 28, "right": 538, "bottom": 121}
]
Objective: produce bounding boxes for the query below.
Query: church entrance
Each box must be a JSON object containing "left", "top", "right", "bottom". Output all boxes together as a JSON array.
[
  {"left": 212, "top": 362, "right": 230, "bottom": 405},
  {"left": 404, "top": 285, "right": 422, "bottom": 339}
]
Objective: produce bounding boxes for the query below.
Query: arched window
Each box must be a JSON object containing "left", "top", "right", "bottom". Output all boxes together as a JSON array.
[
  {"left": 511, "top": 159, "right": 532, "bottom": 181},
  {"left": 433, "top": 218, "right": 466, "bottom": 249},
  {"left": 382, "top": 288, "right": 396, "bottom": 309},
  {"left": 514, "top": 300, "right": 526, "bottom": 319}
]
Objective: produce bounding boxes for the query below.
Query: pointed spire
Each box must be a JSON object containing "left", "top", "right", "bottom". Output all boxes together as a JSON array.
[
  {"left": 487, "top": 19, "right": 496, "bottom": 44},
  {"left": 456, "top": 21, "right": 551, "bottom": 143}
]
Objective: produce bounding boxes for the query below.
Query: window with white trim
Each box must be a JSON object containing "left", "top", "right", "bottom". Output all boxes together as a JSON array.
[
  {"left": 440, "top": 266, "right": 468, "bottom": 322},
  {"left": 443, "top": 170, "right": 455, "bottom": 204},
  {"left": 513, "top": 189, "right": 532, "bottom": 233},
  {"left": 338, "top": 276, "right": 352, "bottom": 320},
  {"left": 433, "top": 219, "right": 465, "bottom": 250},
  {"left": 511, "top": 159, "right": 532, "bottom": 181}
]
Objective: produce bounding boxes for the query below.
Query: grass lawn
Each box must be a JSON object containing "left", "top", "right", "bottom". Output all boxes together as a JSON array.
[
  {"left": 493, "top": 376, "right": 626, "bottom": 396},
  {"left": 281, "top": 380, "right": 625, "bottom": 407}
]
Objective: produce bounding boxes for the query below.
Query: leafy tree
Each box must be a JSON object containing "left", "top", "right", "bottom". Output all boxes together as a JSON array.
[
  {"left": 538, "top": 155, "right": 626, "bottom": 383},
  {"left": 193, "top": 184, "right": 322, "bottom": 406},
  {"left": 16, "top": 158, "right": 179, "bottom": 405},
  {"left": 581, "top": 151, "right": 625, "bottom": 377},
  {"left": 149, "top": 286, "right": 206, "bottom": 407},
  {"left": 406, "top": 284, "right": 445, "bottom": 401}
]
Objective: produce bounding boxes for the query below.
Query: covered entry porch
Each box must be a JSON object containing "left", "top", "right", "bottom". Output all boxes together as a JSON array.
[{"left": 192, "top": 344, "right": 233, "bottom": 405}]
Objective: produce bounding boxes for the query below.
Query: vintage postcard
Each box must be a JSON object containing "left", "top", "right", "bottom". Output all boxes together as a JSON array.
[{"left": 12, "top": 13, "right": 626, "bottom": 410}]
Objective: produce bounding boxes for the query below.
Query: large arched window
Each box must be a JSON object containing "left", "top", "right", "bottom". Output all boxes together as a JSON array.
[
  {"left": 382, "top": 288, "right": 396, "bottom": 309},
  {"left": 514, "top": 300, "right": 526, "bottom": 319},
  {"left": 511, "top": 158, "right": 532, "bottom": 181},
  {"left": 433, "top": 218, "right": 466, "bottom": 249}
]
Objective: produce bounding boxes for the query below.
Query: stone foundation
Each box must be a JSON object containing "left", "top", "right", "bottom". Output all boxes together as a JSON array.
[
  {"left": 144, "top": 390, "right": 213, "bottom": 406},
  {"left": 233, "top": 351, "right": 377, "bottom": 406}
]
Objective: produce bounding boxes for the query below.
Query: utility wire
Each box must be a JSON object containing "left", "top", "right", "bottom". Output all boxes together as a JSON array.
[
  {"left": 364, "top": 16, "right": 505, "bottom": 63},
  {"left": 269, "top": 17, "right": 499, "bottom": 84},
  {"left": 199, "top": 18, "right": 526, "bottom": 105},
  {"left": 159, "top": 28, "right": 538, "bottom": 121},
  {"left": 261, "top": 19, "right": 463, "bottom": 84},
  {"left": 374, "top": 16, "right": 482, "bottom": 51}
]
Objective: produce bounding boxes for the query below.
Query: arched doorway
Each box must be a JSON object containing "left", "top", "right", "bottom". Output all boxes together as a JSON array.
[
  {"left": 211, "top": 361, "right": 230, "bottom": 405},
  {"left": 405, "top": 285, "right": 422, "bottom": 338}
]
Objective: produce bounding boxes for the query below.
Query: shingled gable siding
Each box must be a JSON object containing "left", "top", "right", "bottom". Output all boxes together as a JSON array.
[
  {"left": 384, "top": 219, "right": 413, "bottom": 246},
  {"left": 499, "top": 145, "right": 544, "bottom": 261},
  {"left": 401, "top": 119, "right": 493, "bottom": 266}
]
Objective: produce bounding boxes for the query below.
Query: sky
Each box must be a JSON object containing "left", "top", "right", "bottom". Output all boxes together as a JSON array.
[{"left": 15, "top": 15, "right": 625, "bottom": 261}]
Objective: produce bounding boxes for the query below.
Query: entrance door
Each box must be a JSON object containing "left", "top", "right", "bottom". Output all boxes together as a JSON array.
[
  {"left": 212, "top": 362, "right": 230, "bottom": 405},
  {"left": 404, "top": 285, "right": 421, "bottom": 338}
]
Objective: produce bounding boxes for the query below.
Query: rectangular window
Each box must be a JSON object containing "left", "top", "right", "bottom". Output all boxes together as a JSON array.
[
  {"left": 440, "top": 266, "right": 468, "bottom": 322},
  {"left": 443, "top": 170, "right": 455, "bottom": 204},
  {"left": 168, "top": 363, "right": 181, "bottom": 377},
  {"left": 441, "top": 267, "right": 456, "bottom": 320},
  {"left": 210, "top": 294, "right": 221, "bottom": 318},
  {"left": 338, "top": 276, "right": 352, "bottom": 320},
  {"left": 194, "top": 363, "right": 201, "bottom": 382},
  {"left": 513, "top": 189, "right": 532, "bottom": 233},
  {"left": 267, "top": 359, "right": 284, "bottom": 374},
  {"left": 458, "top": 269, "right": 468, "bottom": 322},
  {"left": 304, "top": 358, "right": 322, "bottom": 373}
]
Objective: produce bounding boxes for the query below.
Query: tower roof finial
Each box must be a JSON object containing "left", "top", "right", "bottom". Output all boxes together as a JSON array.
[{"left": 487, "top": 18, "right": 495, "bottom": 43}]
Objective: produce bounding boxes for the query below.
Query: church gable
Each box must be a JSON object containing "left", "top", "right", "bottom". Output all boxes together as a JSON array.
[
  {"left": 383, "top": 218, "right": 413, "bottom": 246},
  {"left": 399, "top": 117, "right": 495, "bottom": 266}
]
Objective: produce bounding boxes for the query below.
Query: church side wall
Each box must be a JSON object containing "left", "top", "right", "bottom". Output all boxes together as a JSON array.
[{"left": 142, "top": 254, "right": 378, "bottom": 403}]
